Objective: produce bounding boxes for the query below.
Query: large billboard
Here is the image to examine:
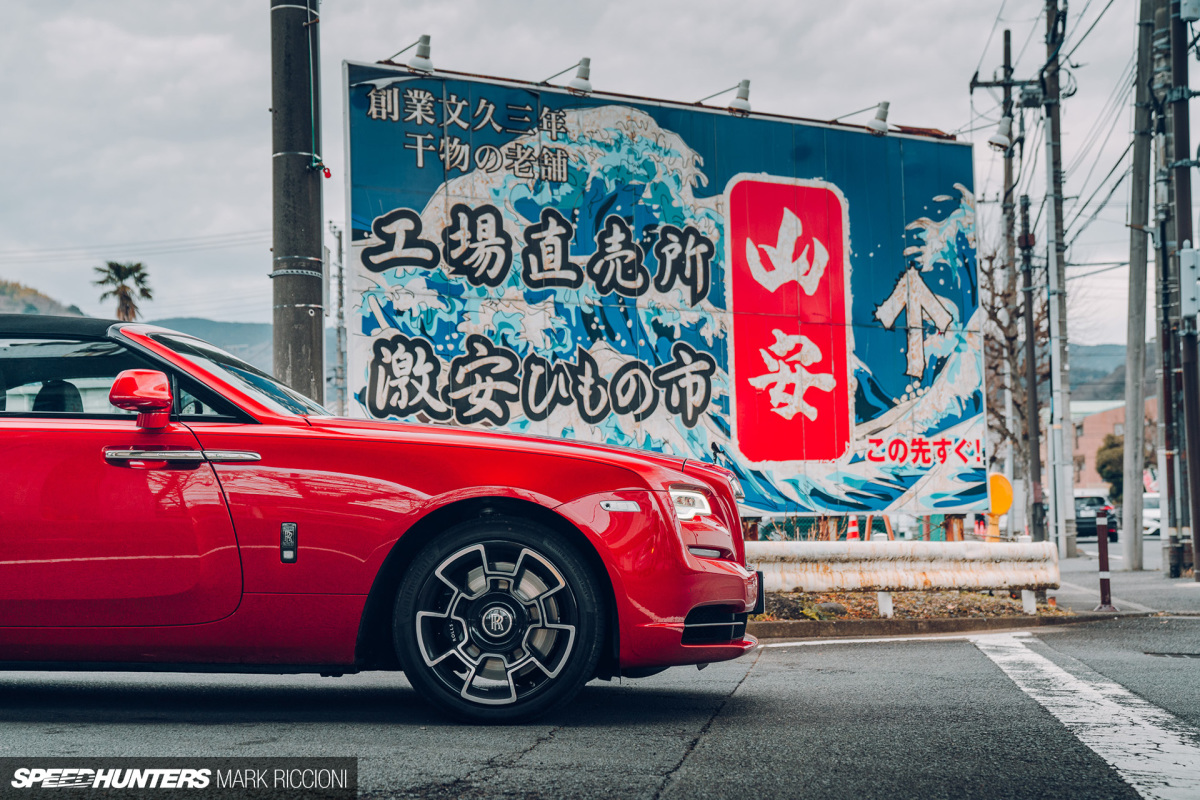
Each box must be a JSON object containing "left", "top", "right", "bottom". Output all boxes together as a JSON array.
[{"left": 344, "top": 61, "right": 984, "bottom": 515}]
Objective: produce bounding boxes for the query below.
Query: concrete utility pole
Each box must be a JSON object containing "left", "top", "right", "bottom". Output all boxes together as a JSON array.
[
  {"left": 1170, "top": 0, "right": 1195, "bottom": 567},
  {"left": 270, "top": 0, "right": 325, "bottom": 402},
  {"left": 1152, "top": 0, "right": 1179, "bottom": 567},
  {"left": 1020, "top": 195, "right": 1047, "bottom": 543},
  {"left": 1001, "top": 30, "right": 1018, "bottom": 535},
  {"left": 1125, "top": 0, "right": 1154, "bottom": 569},
  {"left": 1044, "top": 0, "right": 1077, "bottom": 559},
  {"left": 970, "top": 30, "right": 1032, "bottom": 537},
  {"left": 330, "top": 222, "right": 347, "bottom": 416}
]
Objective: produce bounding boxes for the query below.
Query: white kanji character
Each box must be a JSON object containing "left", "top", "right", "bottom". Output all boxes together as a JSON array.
[
  {"left": 472, "top": 98, "right": 503, "bottom": 132},
  {"left": 443, "top": 93, "right": 469, "bottom": 129},
  {"left": 403, "top": 88, "right": 436, "bottom": 125},
  {"left": 747, "top": 329, "right": 836, "bottom": 421},
  {"left": 502, "top": 142, "right": 538, "bottom": 179},
  {"left": 404, "top": 132, "right": 436, "bottom": 168},
  {"left": 366, "top": 87, "right": 400, "bottom": 121},
  {"left": 538, "top": 107, "right": 568, "bottom": 140},
  {"left": 539, "top": 146, "right": 569, "bottom": 183},
  {"left": 439, "top": 136, "right": 470, "bottom": 172}
]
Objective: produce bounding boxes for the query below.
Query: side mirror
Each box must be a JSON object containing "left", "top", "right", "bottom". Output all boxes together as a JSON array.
[{"left": 109, "top": 369, "right": 173, "bottom": 429}]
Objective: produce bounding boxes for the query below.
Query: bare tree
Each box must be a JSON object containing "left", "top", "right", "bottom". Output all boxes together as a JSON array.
[{"left": 979, "top": 250, "right": 1049, "bottom": 528}]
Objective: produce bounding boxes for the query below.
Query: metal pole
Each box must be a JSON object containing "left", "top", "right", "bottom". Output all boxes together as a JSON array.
[
  {"left": 1095, "top": 513, "right": 1118, "bottom": 610},
  {"left": 332, "top": 223, "right": 347, "bottom": 416},
  {"left": 1126, "top": 0, "right": 1155, "bottom": 569},
  {"left": 271, "top": 0, "right": 325, "bottom": 402},
  {"left": 1044, "top": 0, "right": 1077, "bottom": 559},
  {"left": 1020, "top": 195, "right": 1047, "bottom": 543}
]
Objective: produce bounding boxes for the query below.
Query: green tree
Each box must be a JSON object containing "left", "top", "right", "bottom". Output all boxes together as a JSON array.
[
  {"left": 1095, "top": 434, "right": 1125, "bottom": 504},
  {"left": 93, "top": 261, "right": 153, "bottom": 321}
]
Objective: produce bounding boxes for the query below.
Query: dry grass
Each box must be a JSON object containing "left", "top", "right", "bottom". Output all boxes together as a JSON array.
[{"left": 753, "top": 590, "right": 1075, "bottom": 622}]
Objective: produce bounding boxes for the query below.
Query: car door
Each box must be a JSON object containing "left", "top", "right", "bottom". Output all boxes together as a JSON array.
[{"left": 0, "top": 336, "right": 242, "bottom": 627}]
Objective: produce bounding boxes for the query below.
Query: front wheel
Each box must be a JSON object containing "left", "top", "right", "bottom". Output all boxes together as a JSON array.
[{"left": 393, "top": 517, "right": 604, "bottom": 723}]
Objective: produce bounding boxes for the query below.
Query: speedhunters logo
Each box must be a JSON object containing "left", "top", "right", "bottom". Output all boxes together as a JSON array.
[
  {"left": 12, "top": 768, "right": 211, "bottom": 789},
  {"left": 0, "top": 759, "right": 355, "bottom": 799}
]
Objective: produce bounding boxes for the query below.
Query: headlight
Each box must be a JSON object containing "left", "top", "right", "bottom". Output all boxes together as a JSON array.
[
  {"left": 669, "top": 488, "right": 712, "bottom": 521},
  {"left": 728, "top": 475, "right": 745, "bottom": 502}
]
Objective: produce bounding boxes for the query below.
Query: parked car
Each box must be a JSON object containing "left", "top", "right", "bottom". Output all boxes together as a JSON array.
[
  {"left": 1143, "top": 492, "right": 1161, "bottom": 537},
  {"left": 0, "top": 315, "right": 761, "bottom": 722},
  {"left": 1073, "top": 490, "right": 1118, "bottom": 542}
]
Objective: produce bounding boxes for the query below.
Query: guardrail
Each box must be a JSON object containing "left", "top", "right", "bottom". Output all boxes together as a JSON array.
[{"left": 745, "top": 540, "right": 1060, "bottom": 616}]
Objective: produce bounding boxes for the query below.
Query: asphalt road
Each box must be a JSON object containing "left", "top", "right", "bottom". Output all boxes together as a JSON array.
[{"left": 0, "top": 617, "right": 1197, "bottom": 799}]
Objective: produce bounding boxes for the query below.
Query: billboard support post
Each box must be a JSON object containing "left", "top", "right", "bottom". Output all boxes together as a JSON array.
[{"left": 270, "top": 0, "right": 325, "bottom": 402}]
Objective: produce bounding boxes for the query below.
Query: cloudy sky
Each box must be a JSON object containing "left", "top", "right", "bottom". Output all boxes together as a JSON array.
[{"left": 0, "top": 0, "right": 1150, "bottom": 344}]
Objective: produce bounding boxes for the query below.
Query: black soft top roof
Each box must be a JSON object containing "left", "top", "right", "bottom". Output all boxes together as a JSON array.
[{"left": 0, "top": 314, "right": 122, "bottom": 339}]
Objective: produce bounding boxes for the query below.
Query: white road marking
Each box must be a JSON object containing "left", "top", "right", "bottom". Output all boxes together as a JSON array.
[
  {"left": 971, "top": 632, "right": 1200, "bottom": 800},
  {"left": 761, "top": 632, "right": 1033, "bottom": 648},
  {"left": 1056, "top": 580, "right": 1157, "bottom": 612}
]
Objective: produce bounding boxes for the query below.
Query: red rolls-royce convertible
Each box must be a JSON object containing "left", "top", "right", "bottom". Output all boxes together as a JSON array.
[{"left": 0, "top": 315, "right": 760, "bottom": 722}]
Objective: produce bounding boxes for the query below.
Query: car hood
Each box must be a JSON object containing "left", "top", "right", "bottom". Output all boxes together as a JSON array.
[{"left": 304, "top": 415, "right": 693, "bottom": 481}]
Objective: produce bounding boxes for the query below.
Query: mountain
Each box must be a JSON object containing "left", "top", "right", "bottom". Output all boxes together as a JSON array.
[{"left": 0, "top": 280, "right": 83, "bottom": 316}]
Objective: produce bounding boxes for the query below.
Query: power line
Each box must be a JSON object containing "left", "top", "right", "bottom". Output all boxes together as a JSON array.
[
  {"left": 0, "top": 229, "right": 270, "bottom": 258},
  {"left": 1061, "top": 0, "right": 1119, "bottom": 63}
]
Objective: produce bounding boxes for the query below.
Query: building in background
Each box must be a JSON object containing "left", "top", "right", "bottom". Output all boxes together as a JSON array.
[{"left": 1070, "top": 398, "right": 1157, "bottom": 491}]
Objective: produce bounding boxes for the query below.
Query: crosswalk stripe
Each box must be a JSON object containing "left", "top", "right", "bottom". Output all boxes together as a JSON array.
[{"left": 971, "top": 632, "right": 1200, "bottom": 800}]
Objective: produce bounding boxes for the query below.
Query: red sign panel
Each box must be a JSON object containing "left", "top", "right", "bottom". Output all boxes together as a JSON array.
[{"left": 727, "top": 176, "right": 851, "bottom": 463}]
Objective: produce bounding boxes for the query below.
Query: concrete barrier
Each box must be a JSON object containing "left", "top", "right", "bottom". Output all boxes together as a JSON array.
[{"left": 746, "top": 540, "right": 1060, "bottom": 593}]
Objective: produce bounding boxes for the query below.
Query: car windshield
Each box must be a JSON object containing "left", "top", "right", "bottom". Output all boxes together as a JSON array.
[
  {"left": 1144, "top": 495, "right": 1159, "bottom": 510},
  {"left": 149, "top": 333, "right": 330, "bottom": 417},
  {"left": 1075, "top": 496, "right": 1106, "bottom": 508}
]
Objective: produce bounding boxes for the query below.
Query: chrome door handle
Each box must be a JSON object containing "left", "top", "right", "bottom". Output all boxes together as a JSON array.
[
  {"left": 103, "top": 448, "right": 261, "bottom": 463},
  {"left": 203, "top": 450, "right": 262, "bottom": 463},
  {"left": 104, "top": 448, "right": 205, "bottom": 462}
]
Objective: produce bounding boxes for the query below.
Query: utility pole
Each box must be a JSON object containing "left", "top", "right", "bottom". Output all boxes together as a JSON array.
[
  {"left": 1170, "top": 0, "right": 1195, "bottom": 567},
  {"left": 1152, "top": 0, "right": 1179, "bottom": 568},
  {"left": 1002, "top": 30, "right": 1018, "bottom": 536},
  {"left": 330, "top": 222, "right": 347, "bottom": 416},
  {"left": 270, "top": 0, "right": 325, "bottom": 402},
  {"left": 1044, "top": 0, "right": 1077, "bottom": 559},
  {"left": 971, "top": 30, "right": 1030, "bottom": 537},
  {"left": 1125, "top": 0, "right": 1154, "bottom": 569},
  {"left": 1020, "top": 195, "right": 1047, "bottom": 543}
]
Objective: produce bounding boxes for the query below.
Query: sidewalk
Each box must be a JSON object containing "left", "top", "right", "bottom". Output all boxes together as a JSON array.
[{"left": 1050, "top": 536, "right": 1200, "bottom": 614}]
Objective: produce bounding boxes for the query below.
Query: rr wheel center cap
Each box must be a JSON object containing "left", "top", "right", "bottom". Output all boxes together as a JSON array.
[{"left": 480, "top": 604, "right": 515, "bottom": 638}]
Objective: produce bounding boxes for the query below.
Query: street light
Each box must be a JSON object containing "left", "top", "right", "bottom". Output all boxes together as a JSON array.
[
  {"left": 866, "top": 102, "right": 889, "bottom": 136},
  {"left": 696, "top": 79, "right": 751, "bottom": 115},
  {"left": 387, "top": 34, "right": 433, "bottom": 72},
  {"left": 988, "top": 116, "right": 1013, "bottom": 152},
  {"left": 543, "top": 58, "right": 592, "bottom": 95}
]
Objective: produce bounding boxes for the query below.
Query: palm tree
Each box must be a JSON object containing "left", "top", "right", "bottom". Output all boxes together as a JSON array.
[{"left": 93, "top": 261, "right": 153, "bottom": 321}]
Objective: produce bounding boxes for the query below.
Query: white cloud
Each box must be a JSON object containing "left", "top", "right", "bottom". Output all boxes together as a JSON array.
[{"left": 0, "top": 0, "right": 1156, "bottom": 344}]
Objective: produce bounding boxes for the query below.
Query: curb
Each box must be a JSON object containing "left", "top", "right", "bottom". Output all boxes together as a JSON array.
[{"left": 748, "top": 611, "right": 1151, "bottom": 639}]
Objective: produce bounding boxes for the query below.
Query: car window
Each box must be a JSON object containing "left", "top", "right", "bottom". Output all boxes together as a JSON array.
[
  {"left": 0, "top": 338, "right": 147, "bottom": 416},
  {"left": 1075, "top": 496, "right": 1106, "bottom": 508},
  {"left": 149, "top": 333, "right": 329, "bottom": 417},
  {"left": 1143, "top": 496, "right": 1159, "bottom": 510}
]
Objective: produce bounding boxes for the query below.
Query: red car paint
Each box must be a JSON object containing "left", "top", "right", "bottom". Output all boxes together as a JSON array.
[{"left": 0, "top": 319, "right": 757, "bottom": 675}]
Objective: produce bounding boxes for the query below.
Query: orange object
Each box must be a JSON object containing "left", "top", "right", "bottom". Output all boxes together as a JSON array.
[{"left": 847, "top": 515, "right": 860, "bottom": 540}]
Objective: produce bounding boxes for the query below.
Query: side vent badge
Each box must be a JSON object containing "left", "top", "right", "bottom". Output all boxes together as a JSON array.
[{"left": 281, "top": 522, "right": 298, "bottom": 563}]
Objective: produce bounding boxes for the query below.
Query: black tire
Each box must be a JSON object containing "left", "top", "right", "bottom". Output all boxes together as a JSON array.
[{"left": 393, "top": 516, "right": 604, "bottom": 723}]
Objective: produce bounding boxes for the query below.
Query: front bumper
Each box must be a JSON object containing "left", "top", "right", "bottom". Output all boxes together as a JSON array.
[{"left": 555, "top": 488, "right": 761, "bottom": 670}]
